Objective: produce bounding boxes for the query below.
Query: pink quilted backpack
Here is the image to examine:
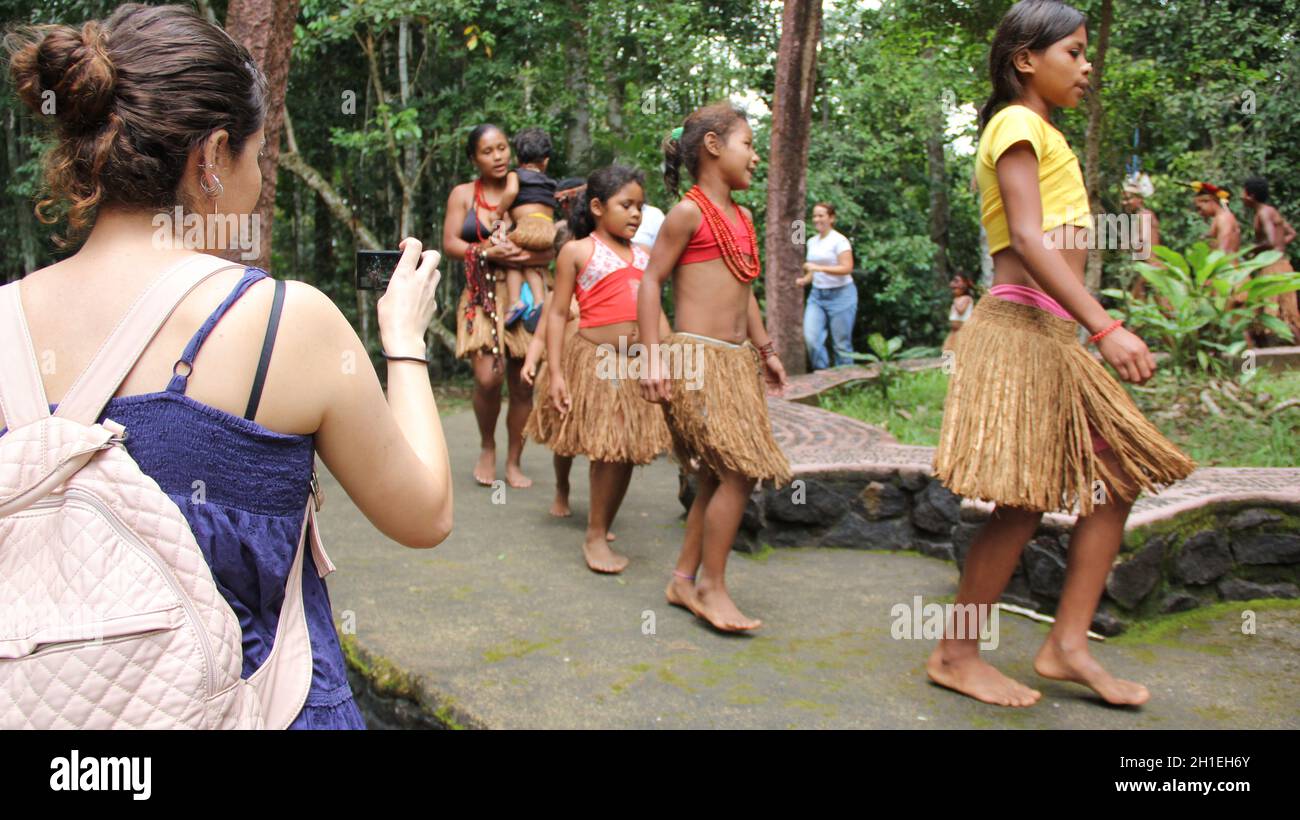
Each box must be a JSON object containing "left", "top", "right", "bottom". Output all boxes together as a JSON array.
[{"left": 0, "top": 254, "right": 322, "bottom": 729}]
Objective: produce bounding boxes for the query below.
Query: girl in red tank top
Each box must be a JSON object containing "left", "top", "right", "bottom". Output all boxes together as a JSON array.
[{"left": 526, "top": 165, "right": 671, "bottom": 575}]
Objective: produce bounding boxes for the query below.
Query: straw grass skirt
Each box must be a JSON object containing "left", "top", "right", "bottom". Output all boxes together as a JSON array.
[
  {"left": 455, "top": 271, "right": 532, "bottom": 360},
  {"left": 660, "top": 333, "right": 793, "bottom": 487},
  {"left": 508, "top": 213, "right": 557, "bottom": 251},
  {"left": 524, "top": 317, "right": 577, "bottom": 447},
  {"left": 525, "top": 332, "right": 670, "bottom": 464},
  {"left": 934, "top": 297, "right": 1194, "bottom": 515}
]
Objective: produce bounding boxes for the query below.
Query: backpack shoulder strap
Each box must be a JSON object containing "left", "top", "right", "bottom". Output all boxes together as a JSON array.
[
  {"left": 54, "top": 254, "right": 245, "bottom": 426},
  {"left": 247, "top": 497, "right": 329, "bottom": 729},
  {"left": 0, "top": 282, "right": 52, "bottom": 430}
]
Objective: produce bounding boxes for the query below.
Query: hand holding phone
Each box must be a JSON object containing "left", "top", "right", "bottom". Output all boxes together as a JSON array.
[
  {"left": 356, "top": 250, "right": 405, "bottom": 291},
  {"left": 374, "top": 238, "right": 441, "bottom": 357}
]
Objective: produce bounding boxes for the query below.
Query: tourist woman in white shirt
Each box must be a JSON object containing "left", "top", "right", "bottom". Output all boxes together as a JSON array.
[{"left": 796, "top": 203, "right": 856, "bottom": 369}]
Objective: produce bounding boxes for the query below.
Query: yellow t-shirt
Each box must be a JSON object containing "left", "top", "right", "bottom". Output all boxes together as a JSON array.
[{"left": 977, "top": 104, "right": 1091, "bottom": 254}]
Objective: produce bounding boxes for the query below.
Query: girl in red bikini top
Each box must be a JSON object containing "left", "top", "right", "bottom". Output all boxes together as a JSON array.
[{"left": 677, "top": 195, "right": 758, "bottom": 268}]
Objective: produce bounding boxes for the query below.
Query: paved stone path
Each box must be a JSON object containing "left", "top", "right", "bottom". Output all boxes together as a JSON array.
[
  {"left": 782, "top": 358, "right": 943, "bottom": 404},
  {"left": 321, "top": 408, "right": 1300, "bottom": 729}
]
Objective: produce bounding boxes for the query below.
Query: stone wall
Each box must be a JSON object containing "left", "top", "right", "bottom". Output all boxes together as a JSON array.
[{"left": 679, "top": 472, "right": 1300, "bottom": 635}]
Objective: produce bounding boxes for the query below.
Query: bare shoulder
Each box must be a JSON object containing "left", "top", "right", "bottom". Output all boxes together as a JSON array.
[
  {"left": 558, "top": 235, "right": 592, "bottom": 268},
  {"left": 665, "top": 198, "right": 702, "bottom": 228},
  {"left": 447, "top": 181, "right": 474, "bottom": 206},
  {"left": 277, "top": 279, "right": 353, "bottom": 344}
]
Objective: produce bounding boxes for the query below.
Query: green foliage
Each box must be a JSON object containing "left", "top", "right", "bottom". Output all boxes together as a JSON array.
[
  {"left": 819, "top": 366, "right": 947, "bottom": 446},
  {"left": 824, "top": 366, "right": 1300, "bottom": 467},
  {"left": 846, "top": 331, "right": 938, "bottom": 400},
  {"left": 1102, "top": 242, "right": 1300, "bottom": 374},
  {"left": 4, "top": 0, "right": 1300, "bottom": 382}
]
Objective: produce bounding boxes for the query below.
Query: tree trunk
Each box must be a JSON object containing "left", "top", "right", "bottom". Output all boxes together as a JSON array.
[
  {"left": 6, "top": 109, "right": 37, "bottom": 278},
  {"left": 764, "top": 0, "right": 823, "bottom": 374},
  {"left": 1083, "top": 0, "right": 1113, "bottom": 293},
  {"left": 978, "top": 225, "right": 994, "bottom": 290},
  {"left": 925, "top": 51, "right": 950, "bottom": 288},
  {"left": 564, "top": 1, "right": 593, "bottom": 169},
  {"left": 604, "top": 50, "right": 625, "bottom": 141},
  {"left": 398, "top": 17, "right": 419, "bottom": 237},
  {"left": 225, "top": 0, "right": 301, "bottom": 272},
  {"left": 279, "top": 149, "right": 457, "bottom": 355},
  {"left": 195, "top": 0, "right": 219, "bottom": 25}
]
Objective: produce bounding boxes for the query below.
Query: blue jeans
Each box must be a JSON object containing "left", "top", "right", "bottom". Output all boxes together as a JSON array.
[{"left": 803, "top": 285, "right": 858, "bottom": 370}]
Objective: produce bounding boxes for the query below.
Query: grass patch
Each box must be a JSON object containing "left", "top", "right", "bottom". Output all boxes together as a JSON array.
[
  {"left": 819, "top": 366, "right": 1300, "bottom": 466},
  {"left": 1108, "top": 598, "right": 1300, "bottom": 647},
  {"left": 1130, "top": 368, "right": 1300, "bottom": 468},
  {"left": 818, "top": 368, "right": 948, "bottom": 446},
  {"left": 739, "top": 543, "right": 777, "bottom": 562},
  {"left": 340, "top": 633, "right": 467, "bottom": 729}
]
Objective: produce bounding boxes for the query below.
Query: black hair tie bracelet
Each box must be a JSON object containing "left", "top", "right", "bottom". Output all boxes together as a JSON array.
[{"left": 382, "top": 352, "right": 429, "bottom": 365}]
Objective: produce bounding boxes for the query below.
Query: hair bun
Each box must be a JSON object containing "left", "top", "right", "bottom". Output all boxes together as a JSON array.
[{"left": 9, "top": 21, "right": 116, "bottom": 133}]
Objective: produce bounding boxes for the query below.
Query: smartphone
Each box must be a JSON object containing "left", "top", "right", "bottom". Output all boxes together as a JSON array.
[{"left": 355, "top": 250, "right": 404, "bottom": 291}]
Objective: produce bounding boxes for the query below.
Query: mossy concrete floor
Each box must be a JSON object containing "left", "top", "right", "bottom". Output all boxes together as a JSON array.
[{"left": 317, "top": 409, "right": 1300, "bottom": 729}]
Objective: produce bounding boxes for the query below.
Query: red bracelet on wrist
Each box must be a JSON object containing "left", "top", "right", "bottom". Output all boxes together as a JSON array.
[{"left": 1088, "top": 319, "right": 1123, "bottom": 345}]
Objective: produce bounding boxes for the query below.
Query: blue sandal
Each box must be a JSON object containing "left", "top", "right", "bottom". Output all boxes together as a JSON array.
[
  {"left": 504, "top": 301, "right": 528, "bottom": 327},
  {"left": 523, "top": 302, "right": 544, "bottom": 333}
]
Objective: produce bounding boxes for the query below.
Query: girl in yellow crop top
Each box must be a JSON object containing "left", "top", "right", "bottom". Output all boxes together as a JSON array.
[{"left": 929, "top": 0, "right": 1193, "bottom": 713}]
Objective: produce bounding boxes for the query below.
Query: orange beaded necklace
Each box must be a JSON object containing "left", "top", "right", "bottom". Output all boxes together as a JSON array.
[{"left": 684, "top": 185, "right": 760, "bottom": 283}]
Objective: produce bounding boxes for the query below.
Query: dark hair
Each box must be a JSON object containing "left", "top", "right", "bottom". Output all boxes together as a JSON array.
[
  {"left": 5, "top": 3, "right": 267, "bottom": 242},
  {"left": 813, "top": 202, "right": 836, "bottom": 218},
  {"left": 662, "top": 101, "right": 749, "bottom": 195},
  {"left": 512, "top": 127, "right": 552, "bottom": 165},
  {"left": 1244, "top": 176, "right": 1270, "bottom": 204},
  {"left": 979, "top": 0, "right": 1087, "bottom": 132},
  {"left": 465, "top": 123, "right": 506, "bottom": 161},
  {"left": 951, "top": 271, "right": 980, "bottom": 295},
  {"left": 569, "top": 164, "right": 645, "bottom": 239}
]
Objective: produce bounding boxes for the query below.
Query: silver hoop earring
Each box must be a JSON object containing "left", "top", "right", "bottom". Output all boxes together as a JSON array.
[{"left": 199, "top": 163, "right": 224, "bottom": 197}]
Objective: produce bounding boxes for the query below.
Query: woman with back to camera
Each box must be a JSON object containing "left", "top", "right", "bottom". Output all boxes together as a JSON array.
[{"left": 1, "top": 3, "right": 452, "bottom": 728}]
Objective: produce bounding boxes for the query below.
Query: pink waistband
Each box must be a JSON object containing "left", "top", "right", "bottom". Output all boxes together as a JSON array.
[{"left": 988, "top": 284, "right": 1073, "bottom": 322}]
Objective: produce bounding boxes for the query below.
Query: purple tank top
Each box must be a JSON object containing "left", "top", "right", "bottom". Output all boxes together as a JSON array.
[{"left": 6, "top": 268, "right": 366, "bottom": 729}]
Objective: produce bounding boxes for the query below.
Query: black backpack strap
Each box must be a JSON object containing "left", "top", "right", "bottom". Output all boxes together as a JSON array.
[{"left": 244, "top": 278, "right": 286, "bottom": 422}]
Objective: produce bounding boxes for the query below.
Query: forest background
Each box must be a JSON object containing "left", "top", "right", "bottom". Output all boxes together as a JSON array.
[{"left": 2, "top": 0, "right": 1297, "bottom": 378}]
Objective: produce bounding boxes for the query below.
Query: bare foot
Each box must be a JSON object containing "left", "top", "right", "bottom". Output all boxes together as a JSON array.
[
  {"left": 1034, "top": 638, "right": 1150, "bottom": 706},
  {"left": 606, "top": 531, "right": 616, "bottom": 542},
  {"left": 582, "top": 534, "right": 628, "bottom": 574},
  {"left": 665, "top": 576, "right": 696, "bottom": 612},
  {"left": 550, "top": 490, "right": 571, "bottom": 517},
  {"left": 692, "top": 583, "right": 761, "bottom": 632},
  {"left": 474, "top": 448, "right": 495, "bottom": 487},
  {"left": 505, "top": 462, "right": 532, "bottom": 489},
  {"left": 926, "top": 646, "right": 1041, "bottom": 707}
]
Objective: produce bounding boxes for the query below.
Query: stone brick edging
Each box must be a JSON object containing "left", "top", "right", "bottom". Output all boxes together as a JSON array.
[{"left": 680, "top": 390, "right": 1300, "bottom": 634}]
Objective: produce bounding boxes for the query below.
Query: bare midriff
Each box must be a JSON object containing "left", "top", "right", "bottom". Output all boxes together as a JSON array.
[
  {"left": 991, "top": 225, "right": 1089, "bottom": 290},
  {"left": 578, "top": 319, "right": 640, "bottom": 348},
  {"left": 669, "top": 255, "right": 756, "bottom": 344}
]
